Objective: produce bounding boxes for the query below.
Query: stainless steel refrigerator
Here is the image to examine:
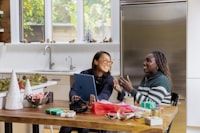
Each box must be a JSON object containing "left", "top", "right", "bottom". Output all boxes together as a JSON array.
[{"left": 120, "top": 0, "right": 186, "bottom": 97}]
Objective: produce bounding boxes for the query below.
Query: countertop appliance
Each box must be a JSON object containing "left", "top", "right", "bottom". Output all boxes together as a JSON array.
[{"left": 120, "top": 0, "right": 186, "bottom": 97}]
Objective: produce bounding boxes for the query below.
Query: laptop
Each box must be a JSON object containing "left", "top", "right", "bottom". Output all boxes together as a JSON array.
[{"left": 74, "top": 73, "right": 98, "bottom": 101}]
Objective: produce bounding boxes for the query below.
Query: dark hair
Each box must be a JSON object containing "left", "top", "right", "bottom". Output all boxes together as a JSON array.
[
  {"left": 91, "top": 51, "right": 111, "bottom": 75},
  {"left": 151, "top": 51, "right": 172, "bottom": 85}
]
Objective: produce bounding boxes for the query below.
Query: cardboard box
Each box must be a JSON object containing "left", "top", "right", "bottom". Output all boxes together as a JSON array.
[{"left": 144, "top": 116, "right": 163, "bottom": 126}]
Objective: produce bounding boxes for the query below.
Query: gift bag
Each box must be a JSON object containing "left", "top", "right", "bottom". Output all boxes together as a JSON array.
[{"left": 91, "top": 101, "right": 134, "bottom": 115}]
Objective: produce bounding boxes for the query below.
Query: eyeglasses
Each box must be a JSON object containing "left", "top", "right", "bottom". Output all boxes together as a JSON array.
[{"left": 101, "top": 60, "right": 113, "bottom": 65}]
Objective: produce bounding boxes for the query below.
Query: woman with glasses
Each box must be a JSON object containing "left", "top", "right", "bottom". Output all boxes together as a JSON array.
[{"left": 59, "top": 51, "right": 114, "bottom": 133}]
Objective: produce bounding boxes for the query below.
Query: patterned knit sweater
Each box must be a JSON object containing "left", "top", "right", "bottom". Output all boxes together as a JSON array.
[{"left": 117, "top": 71, "right": 171, "bottom": 105}]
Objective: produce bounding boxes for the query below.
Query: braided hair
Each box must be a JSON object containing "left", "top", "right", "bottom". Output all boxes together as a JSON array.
[{"left": 151, "top": 51, "right": 172, "bottom": 86}]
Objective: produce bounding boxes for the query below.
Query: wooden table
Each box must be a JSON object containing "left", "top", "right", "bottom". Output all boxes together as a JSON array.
[{"left": 0, "top": 100, "right": 178, "bottom": 133}]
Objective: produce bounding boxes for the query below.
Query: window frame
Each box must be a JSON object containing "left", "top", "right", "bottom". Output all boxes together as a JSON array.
[{"left": 10, "top": 0, "right": 119, "bottom": 44}]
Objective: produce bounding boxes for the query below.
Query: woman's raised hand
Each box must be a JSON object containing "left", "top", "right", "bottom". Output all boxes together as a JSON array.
[
  {"left": 113, "top": 79, "right": 122, "bottom": 93},
  {"left": 118, "top": 75, "right": 133, "bottom": 93}
]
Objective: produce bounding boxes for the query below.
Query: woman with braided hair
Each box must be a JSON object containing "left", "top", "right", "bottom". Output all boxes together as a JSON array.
[{"left": 114, "top": 51, "right": 172, "bottom": 105}]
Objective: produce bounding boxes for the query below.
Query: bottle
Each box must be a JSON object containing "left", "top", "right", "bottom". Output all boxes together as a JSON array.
[
  {"left": 89, "top": 94, "right": 96, "bottom": 106},
  {"left": 151, "top": 105, "right": 160, "bottom": 117}
]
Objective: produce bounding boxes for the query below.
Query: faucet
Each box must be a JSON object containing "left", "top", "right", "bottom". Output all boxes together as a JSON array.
[
  {"left": 68, "top": 56, "right": 76, "bottom": 70},
  {"left": 44, "top": 45, "right": 55, "bottom": 69}
]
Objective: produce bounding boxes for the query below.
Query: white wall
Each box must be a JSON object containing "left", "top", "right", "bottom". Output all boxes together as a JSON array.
[
  {"left": 187, "top": 0, "right": 200, "bottom": 132},
  {"left": 0, "top": 44, "right": 120, "bottom": 75}
]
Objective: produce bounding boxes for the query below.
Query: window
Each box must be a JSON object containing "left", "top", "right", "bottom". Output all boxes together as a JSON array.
[
  {"left": 21, "top": 0, "right": 45, "bottom": 42},
  {"left": 84, "top": 0, "right": 111, "bottom": 42},
  {"left": 52, "top": 0, "right": 77, "bottom": 42},
  {"left": 18, "top": 0, "right": 115, "bottom": 43}
]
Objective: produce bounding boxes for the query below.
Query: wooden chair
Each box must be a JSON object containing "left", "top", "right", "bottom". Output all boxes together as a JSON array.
[{"left": 165, "top": 92, "right": 180, "bottom": 133}]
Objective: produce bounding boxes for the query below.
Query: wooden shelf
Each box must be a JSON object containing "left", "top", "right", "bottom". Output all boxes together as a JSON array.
[{"left": 0, "top": 10, "right": 4, "bottom": 33}]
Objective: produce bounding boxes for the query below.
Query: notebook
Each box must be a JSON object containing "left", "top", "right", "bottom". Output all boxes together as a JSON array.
[{"left": 74, "top": 73, "right": 98, "bottom": 101}]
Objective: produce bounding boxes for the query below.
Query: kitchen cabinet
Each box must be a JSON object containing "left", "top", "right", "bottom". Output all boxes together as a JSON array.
[
  {"left": 6, "top": 73, "right": 71, "bottom": 101},
  {"left": 0, "top": 11, "right": 4, "bottom": 33},
  {"left": 43, "top": 74, "right": 71, "bottom": 100},
  {"left": 0, "top": 0, "right": 10, "bottom": 43},
  {"left": 0, "top": 72, "right": 71, "bottom": 101}
]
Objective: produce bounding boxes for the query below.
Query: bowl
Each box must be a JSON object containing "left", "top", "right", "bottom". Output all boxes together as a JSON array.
[{"left": 25, "top": 95, "right": 48, "bottom": 108}]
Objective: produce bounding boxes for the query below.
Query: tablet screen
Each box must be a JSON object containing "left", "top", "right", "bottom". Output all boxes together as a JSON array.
[{"left": 74, "top": 73, "right": 98, "bottom": 101}]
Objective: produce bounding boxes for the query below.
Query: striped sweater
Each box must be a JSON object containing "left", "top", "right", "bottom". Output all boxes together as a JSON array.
[{"left": 117, "top": 71, "right": 171, "bottom": 105}]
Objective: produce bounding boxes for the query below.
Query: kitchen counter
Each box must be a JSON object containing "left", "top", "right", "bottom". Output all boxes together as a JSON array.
[
  {"left": 0, "top": 69, "right": 120, "bottom": 76},
  {"left": 0, "top": 69, "right": 79, "bottom": 76},
  {"left": 0, "top": 81, "right": 57, "bottom": 97}
]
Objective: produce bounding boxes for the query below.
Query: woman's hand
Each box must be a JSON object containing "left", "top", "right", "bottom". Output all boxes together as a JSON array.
[
  {"left": 118, "top": 75, "right": 133, "bottom": 93},
  {"left": 71, "top": 95, "right": 81, "bottom": 101},
  {"left": 113, "top": 79, "right": 122, "bottom": 93}
]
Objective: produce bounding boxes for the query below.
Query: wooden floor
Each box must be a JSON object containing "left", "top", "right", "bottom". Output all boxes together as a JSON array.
[
  {"left": 44, "top": 100, "right": 186, "bottom": 133},
  {"left": 170, "top": 99, "right": 186, "bottom": 133}
]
